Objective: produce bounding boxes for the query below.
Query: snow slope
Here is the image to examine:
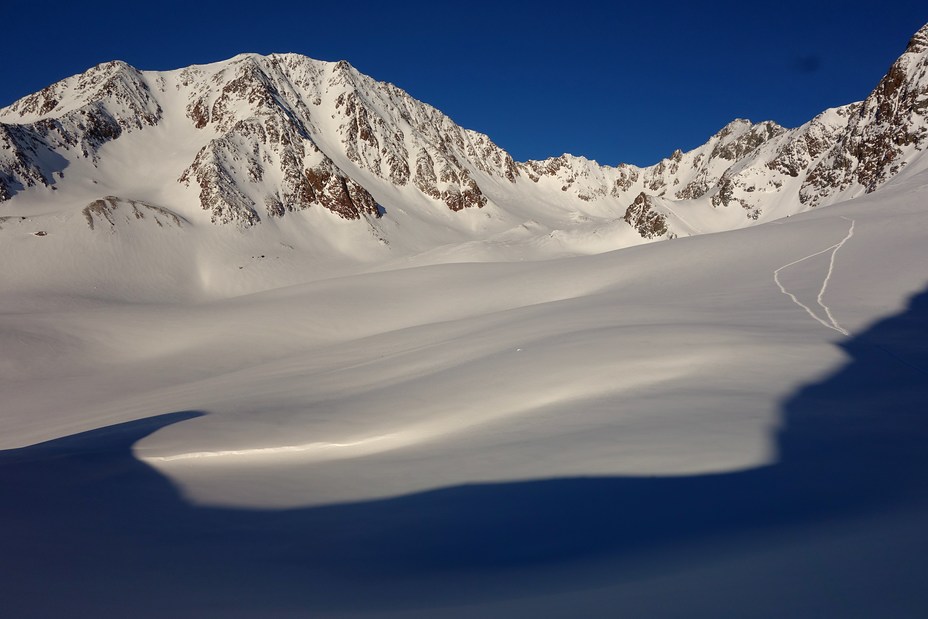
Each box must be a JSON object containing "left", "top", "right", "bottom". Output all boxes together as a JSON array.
[
  {"left": 1, "top": 161, "right": 927, "bottom": 618},
  {"left": 3, "top": 155, "right": 926, "bottom": 507}
]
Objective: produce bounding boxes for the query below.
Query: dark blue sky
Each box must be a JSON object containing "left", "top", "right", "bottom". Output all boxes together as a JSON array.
[{"left": 3, "top": 1, "right": 926, "bottom": 166}]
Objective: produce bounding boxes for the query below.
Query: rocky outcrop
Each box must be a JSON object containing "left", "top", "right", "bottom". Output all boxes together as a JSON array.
[
  {"left": 326, "top": 62, "right": 502, "bottom": 211},
  {"left": 624, "top": 192, "right": 669, "bottom": 239},
  {"left": 82, "top": 196, "right": 187, "bottom": 230},
  {"left": 302, "top": 162, "right": 380, "bottom": 219},
  {"left": 0, "top": 124, "right": 56, "bottom": 198}
]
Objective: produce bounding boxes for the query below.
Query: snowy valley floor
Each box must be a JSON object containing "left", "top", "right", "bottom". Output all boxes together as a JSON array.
[{"left": 2, "top": 172, "right": 928, "bottom": 616}]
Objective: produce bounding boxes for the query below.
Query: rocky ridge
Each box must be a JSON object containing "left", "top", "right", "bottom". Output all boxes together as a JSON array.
[
  {"left": 1, "top": 22, "right": 927, "bottom": 245},
  {"left": 82, "top": 196, "right": 187, "bottom": 231}
]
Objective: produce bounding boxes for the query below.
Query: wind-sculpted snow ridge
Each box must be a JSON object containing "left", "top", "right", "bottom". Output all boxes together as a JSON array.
[{"left": 0, "top": 23, "right": 927, "bottom": 253}]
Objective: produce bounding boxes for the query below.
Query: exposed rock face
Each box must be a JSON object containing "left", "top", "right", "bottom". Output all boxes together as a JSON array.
[
  {"left": 800, "top": 23, "right": 928, "bottom": 203},
  {"left": 0, "top": 124, "right": 54, "bottom": 196},
  {"left": 1, "top": 61, "right": 162, "bottom": 200},
  {"left": 325, "top": 64, "right": 503, "bottom": 211},
  {"left": 302, "top": 162, "right": 380, "bottom": 220},
  {"left": 178, "top": 129, "right": 263, "bottom": 225},
  {"left": 624, "top": 192, "right": 669, "bottom": 239},
  {"left": 172, "top": 54, "right": 520, "bottom": 223},
  {"left": 176, "top": 57, "right": 385, "bottom": 224}
]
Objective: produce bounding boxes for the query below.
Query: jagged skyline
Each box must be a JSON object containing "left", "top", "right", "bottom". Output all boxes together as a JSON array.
[
  {"left": 3, "top": 0, "right": 926, "bottom": 166},
  {"left": 3, "top": 19, "right": 924, "bottom": 250}
]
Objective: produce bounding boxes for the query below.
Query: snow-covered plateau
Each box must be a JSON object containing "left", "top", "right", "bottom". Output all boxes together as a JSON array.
[{"left": 1, "top": 23, "right": 928, "bottom": 619}]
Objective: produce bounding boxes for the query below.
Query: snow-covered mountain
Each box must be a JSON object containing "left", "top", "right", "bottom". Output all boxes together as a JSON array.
[
  {"left": 0, "top": 54, "right": 516, "bottom": 228},
  {"left": 1, "top": 22, "right": 926, "bottom": 263}
]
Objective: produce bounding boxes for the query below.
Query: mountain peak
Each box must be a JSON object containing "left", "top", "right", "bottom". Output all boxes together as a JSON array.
[
  {"left": 714, "top": 118, "right": 754, "bottom": 137},
  {"left": 0, "top": 59, "right": 155, "bottom": 124},
  {"left": 797, "top": 21, "right": 928, "bottom": 203},
  {"left": 905, "top": 22, "right": 928, "bottom": 55},
  {"left": 332, "top": 59, "right": 353, "bottom": 72}
]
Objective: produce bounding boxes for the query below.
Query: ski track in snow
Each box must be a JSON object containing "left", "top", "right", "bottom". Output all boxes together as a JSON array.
[{"left": 773, "top": 217, "right": 855, "bottom": 336}]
